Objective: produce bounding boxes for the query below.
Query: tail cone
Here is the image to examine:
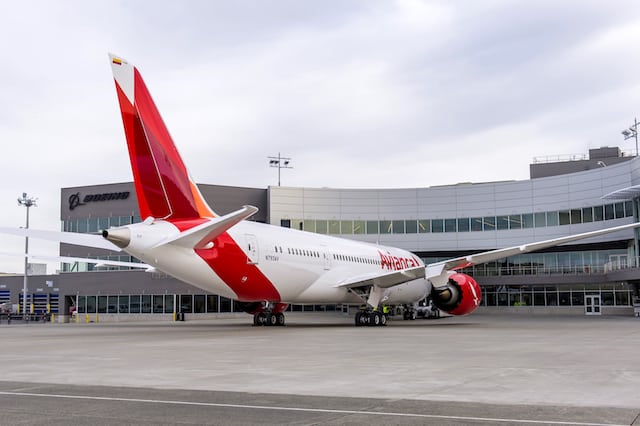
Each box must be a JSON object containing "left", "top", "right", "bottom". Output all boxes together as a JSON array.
[{"left": 102, "top": 228, "right": 131, "bottom": 249}]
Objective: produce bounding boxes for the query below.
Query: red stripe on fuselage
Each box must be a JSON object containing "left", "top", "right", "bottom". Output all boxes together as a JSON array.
[
  {"left": 171, "top": 219, "right": 281, "bottom": 302},
  {"left": 196, "top": 233, "right": 281, "bottom": 302}
]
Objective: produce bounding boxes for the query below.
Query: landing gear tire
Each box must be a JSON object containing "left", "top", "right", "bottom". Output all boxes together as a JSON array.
[
  {"left": 267, "top": 313, "right": 278, "bottom": 326},
  {"left": 253, "top": 312, "right": 285, "bottom": 326},
  {"left": 402, "top": 310, "right": 416, "bottom": 321},
  {"left": 355, "top": 311, "right": 371, "bottom": 327},
  {"left": 355, "top": 311, "right": 386, "bottom": 327},
  {"left": 369, "top": 312, "right": 381, "bottom": 327},
  {"left": 254, "top": 312, "right": 267, "bottom": 326}
]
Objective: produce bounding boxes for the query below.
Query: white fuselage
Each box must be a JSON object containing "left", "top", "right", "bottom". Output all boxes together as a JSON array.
[{"left": 119, "top": 219, "right": 430, "bottom": 306}]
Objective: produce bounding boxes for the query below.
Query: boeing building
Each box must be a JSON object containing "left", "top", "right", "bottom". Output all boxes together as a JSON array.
[{"left": 1, "top": 146, "right": 640, "bottom": 321}]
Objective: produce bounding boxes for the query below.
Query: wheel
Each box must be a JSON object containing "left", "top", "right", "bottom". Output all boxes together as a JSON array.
[
  {"left": 356, "top": 312, "right": 370, "bottom": 327},
  {"left": 380, "top": 314, "right": 387, "bottom": 326},
  {"left": 370, "top": 312, "right": 381, "bottom": 326},
  {"left": 268, "top": 313, "right": 278, "bottom": 326},
  {"left": 256, "top": 312, "right": 267, "bottom": 326},
  {"left": 276, "top": 312, "right": 285, "bottom": 326},
  {"left": 355, "top": 312, "right": 369, "bottom": 326},
  {"left": 362, "top": 313, "right": 370, "bottom": 326}
]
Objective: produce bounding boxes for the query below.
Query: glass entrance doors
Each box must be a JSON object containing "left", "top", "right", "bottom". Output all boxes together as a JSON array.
[{"left": 585, "top": 294, "right": 601, "bottom": 316}]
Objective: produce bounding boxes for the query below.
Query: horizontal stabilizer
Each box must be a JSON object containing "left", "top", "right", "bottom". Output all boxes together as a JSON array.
[
  {"left": 335, "top": 266, "right": 425, "bottom": 289},
  {"left": 0, "top": 227, "right": 121, "bottom": 251},
  {"left": 154, "top": 205, "right": 259, "bottom": 249}
]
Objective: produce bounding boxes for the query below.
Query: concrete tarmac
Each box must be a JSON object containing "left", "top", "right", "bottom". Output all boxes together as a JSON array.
[{"left": 0, "top": 313, "right": 639, "bottom": 425}]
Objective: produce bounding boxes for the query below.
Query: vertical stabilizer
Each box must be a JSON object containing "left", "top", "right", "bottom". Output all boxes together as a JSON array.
[{"left": 109, "top": 54, "right": 215, "bottom": 220}]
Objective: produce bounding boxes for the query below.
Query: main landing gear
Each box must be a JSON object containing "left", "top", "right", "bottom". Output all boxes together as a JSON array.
[
  {"left": 243, "top": 302, "right": 288, "bottom": 327},
  {"left": 253, "top": 312, "right": 286, "bottom": 327},
  {"left": 354, "top": 310, "right": 387, "bottom": 327},
  {"left": 402, "top": 305, "right": 417, "bottom": 321}
]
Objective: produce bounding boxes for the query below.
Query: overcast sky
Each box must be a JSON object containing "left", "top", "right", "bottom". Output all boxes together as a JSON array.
[{"left": 1, "top": 0, "right": 640, "bottom": 273}]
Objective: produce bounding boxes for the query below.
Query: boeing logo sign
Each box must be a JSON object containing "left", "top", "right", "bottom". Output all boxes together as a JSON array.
[{"left": 68, "top": 191, "right": 130, "bottom": 210}]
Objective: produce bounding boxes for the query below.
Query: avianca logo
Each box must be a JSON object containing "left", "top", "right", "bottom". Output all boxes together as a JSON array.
[{"left": 379, "top": 251, "right": 421, "bottom": 271}]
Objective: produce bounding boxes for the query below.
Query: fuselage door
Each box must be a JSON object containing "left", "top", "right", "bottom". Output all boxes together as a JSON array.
[
  {"left": 322, "top": 248, "right": 331, "bottom": 270},
  {"left": 245, "top": 234, "right": 259, "bottom": 265}
]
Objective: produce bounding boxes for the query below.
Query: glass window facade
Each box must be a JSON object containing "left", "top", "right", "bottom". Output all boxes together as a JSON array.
[
  {"left": 72, "top": 294, "right": 360, "bottom": 315},
  {"left": 281, "top": 201, "right": 633, "bottom": 236},
  {"left": 481, "top": 284, "right": 633, "bottom": 307}
]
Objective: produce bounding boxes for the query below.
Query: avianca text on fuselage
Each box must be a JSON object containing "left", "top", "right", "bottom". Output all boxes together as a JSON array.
[{"left": 378, "top": 250, "right": 421, "bottom": 271}]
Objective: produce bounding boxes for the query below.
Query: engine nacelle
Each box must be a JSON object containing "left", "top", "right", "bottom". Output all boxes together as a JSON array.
[{"left": 430, "top": 273, "right": 482, "bottom": 316}]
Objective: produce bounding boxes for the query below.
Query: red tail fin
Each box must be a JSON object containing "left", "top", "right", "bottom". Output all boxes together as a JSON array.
[{"left": 109, "top": 54, "right": 214, "bottom": 220}]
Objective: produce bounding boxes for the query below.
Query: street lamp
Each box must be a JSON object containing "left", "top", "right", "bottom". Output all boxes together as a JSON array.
[
  {"left": 268, "top": 153, "right": 292, "bottom": 186},
  {"left": 17, "top": 192, "right": 37, "bottom": 320},
  {"left": 621, "top": 118, "right": 638, "bottom": 157}
]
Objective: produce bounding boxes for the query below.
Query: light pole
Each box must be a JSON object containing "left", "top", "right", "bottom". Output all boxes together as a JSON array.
[
  {"left": 268, "top": 153, "right": 292, "bottom": 186},
  {"left": 17, "top": 192, "right": 37, "bottom": 320},
  {"left": 621, "top": 118, "right": 638, "bottom": 157}
]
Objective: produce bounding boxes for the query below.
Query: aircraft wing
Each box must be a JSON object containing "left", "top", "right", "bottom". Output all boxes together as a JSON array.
[
  {"left": 335, "top": 266, "right": 426, "bottom": 289},
  {"left": 34, "top": 254, "right": 150, "bottom": 269},
  {"left": 425, "top": 221, "right": 640, "bottom": 282},
  {"left": 0, "top": 227, "right": 120, "bottom": 251},
  {"left": 0, "top": 252, "right": 150, "bottom": 270}
]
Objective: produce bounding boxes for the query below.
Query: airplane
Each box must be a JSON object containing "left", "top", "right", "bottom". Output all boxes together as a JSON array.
[{"left": 3, "top": 53, "right": 640, "bottom": 327}]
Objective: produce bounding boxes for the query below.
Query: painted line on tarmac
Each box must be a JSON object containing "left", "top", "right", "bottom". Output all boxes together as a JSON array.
[{"left": 0, "top": 391, "right": 626, "bottom": 426}]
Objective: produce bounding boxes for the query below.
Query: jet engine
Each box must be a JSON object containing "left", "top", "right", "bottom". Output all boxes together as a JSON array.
[{"left": 430, "top": 273, "right": 482, "bottom": 316}]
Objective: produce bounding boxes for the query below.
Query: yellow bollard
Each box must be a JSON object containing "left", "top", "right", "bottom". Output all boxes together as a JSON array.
[
  {"left": 50, "top": 313, "right": 55, "bottom": 323},
  {"left": 95, "top": 312, "right": 99, "bottom": 323},
  {"left": 85, "top": 313, "right": 89, "bottom": 323},
  {"left": 173, "top": 311, "right": 177, "bottom": 322}
]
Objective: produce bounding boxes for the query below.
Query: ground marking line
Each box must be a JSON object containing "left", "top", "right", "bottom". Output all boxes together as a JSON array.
[{"left": 0, "top": 391, "right": 626, "bottom": 426}]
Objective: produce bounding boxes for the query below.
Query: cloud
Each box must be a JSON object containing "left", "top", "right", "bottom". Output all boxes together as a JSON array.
[{"left": 1, "top": 0, "right": 640, "bottom": 272}]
